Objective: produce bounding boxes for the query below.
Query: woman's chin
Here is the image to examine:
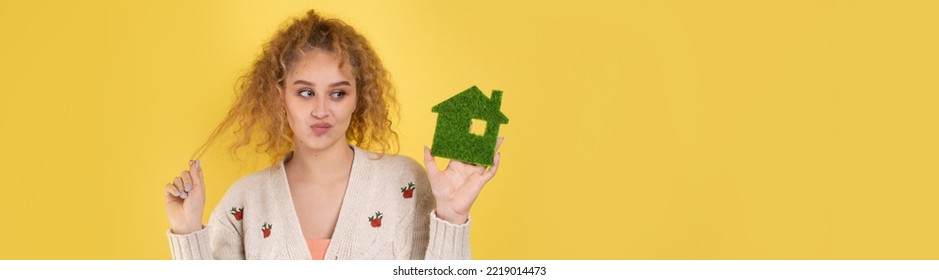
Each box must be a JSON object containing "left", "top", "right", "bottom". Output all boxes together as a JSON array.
[{"left": 299, "top": 137, "right": 342, "bottom": 151}]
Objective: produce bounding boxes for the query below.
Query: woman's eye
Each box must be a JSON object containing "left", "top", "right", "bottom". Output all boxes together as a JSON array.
[
  {"left": 298, "top": 89, "right": 313, "bottom": 97},
  {"left": 331, "top": 91, "right": 346, "bottom": 98}
]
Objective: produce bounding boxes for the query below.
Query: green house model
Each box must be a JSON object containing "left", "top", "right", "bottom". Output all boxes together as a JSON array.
[{"left": 431, "top": 85, "right": 509, "bottom": 166}]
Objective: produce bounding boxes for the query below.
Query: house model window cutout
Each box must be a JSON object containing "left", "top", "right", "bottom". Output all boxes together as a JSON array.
[
  {"left": 431, "top": 85, "right": 509, "bottom": 166},
  {"left": 469, "top": 119, "right": 487, "bottom": 136}
]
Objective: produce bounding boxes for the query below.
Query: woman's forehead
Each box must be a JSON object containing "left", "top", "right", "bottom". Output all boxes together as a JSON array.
[{"left": 286, "top": 50, "right": 355, "bottom": 83}]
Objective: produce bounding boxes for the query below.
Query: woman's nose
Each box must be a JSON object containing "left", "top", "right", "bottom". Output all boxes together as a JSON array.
[{"left": 310, "top": 99, "right": 328, "bottom": 119}]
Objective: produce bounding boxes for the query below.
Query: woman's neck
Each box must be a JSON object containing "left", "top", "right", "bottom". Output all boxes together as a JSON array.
[{"left": 285, "top": 142, "right": 354, "bottom": 187}]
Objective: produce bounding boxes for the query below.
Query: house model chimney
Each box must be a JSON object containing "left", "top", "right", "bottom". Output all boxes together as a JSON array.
[{"left": 491, "top": 90, "right": 503, "bottom": 107}]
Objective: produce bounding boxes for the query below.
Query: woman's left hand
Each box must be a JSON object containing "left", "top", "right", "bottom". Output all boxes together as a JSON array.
[{"left": 423, "top": 136, "right": 504, "bottom": 224}]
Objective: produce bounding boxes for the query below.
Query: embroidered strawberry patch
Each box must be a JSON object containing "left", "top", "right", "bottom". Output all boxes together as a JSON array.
[
  {"left": 261, "top": 223, "right": 272, "bottom": 238},
  {"left": 230, "top": 207, "right": 244, "bottom": 221},
  {"left": 368, "top": 211, "right": 383, "bottom": 228},
  {"left": 401, "top": 182, "right": 415, "bottom": 199}
]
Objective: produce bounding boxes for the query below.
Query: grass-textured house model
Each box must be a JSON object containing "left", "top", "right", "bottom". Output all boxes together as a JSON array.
[{"left": 431, "top": 85, "right": 509, "bottom": 166}]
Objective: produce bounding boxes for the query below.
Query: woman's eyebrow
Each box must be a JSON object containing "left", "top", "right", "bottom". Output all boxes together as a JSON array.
[
  {"left": 290, "top": 80, "right": 350, "bottom": 87},
  {"left": 329, "top": 81, "right": 351, "bottom": 87}
]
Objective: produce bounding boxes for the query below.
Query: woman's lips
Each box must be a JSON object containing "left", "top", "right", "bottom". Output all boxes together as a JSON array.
[{"left": 311, "top": 123, "right": 332, "bottom": 135}]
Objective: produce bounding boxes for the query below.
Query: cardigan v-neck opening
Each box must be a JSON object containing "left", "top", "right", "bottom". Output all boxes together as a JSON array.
[{"left": 275, "top": 145, "right": 366, "bottom": 260}]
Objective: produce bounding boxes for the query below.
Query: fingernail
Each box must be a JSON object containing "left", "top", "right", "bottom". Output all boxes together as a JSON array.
[
  {"left": 181, "top": 191, "right": 188, "bottom": 199},
  {"left": 185, "top": 183, "right": 192, "bottom": 192},
  {"left": 195, "top": 160, "right": 201, "bottom": 170}
]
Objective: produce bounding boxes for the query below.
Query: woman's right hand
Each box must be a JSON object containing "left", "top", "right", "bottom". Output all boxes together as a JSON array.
[{"left": 164, "top": 160, "right": 206, "bottom": 234}]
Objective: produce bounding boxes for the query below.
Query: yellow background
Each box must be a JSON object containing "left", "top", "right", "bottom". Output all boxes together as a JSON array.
[{"left": 1, "top": 0, "right": 937, "bottom": 259}]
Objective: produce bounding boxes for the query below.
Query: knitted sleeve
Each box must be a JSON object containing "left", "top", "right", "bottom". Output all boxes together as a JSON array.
[
  {"left": 166, "top": 181, "right": 247, "bottom": 260},
  {"left": 403, "top": 158, "right": 472, "bottom": 260}
]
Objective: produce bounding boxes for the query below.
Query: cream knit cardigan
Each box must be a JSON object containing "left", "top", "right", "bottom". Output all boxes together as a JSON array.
[{"left": 166, "top": 145, "right": 472, "bottom": 260}]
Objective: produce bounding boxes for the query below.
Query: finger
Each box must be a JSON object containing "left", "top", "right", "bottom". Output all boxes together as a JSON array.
[
  {"left": 189, "top": 160, "right": 204, "bottom": 192},
  {"left": 461, "top": 160, "right": 486, "bottom": 174},
  {"left": 481, "top": 151, "right": 501, "bottom": 182},
  {"left": 495, "top": 136, "right": 504, "bottom": 152},
  {"left": 180, "top": 170, "right": 194, "bottom": 193},
  {"left": 446, "top": 158, "right": 456, "bottom": 170},
  {"left": 423, "top": 145, "right": 441, "bottom": 179},
  {"left": 165, "top": 183, "right": 181, "bottom": 197},
  {"left": 173, "top": 176, "right": 188, "bottom": 199}
]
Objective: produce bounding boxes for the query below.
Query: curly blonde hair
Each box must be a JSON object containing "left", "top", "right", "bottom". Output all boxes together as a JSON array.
[{"left": 192, "top": 9, "right": 399, "bottom": 163}]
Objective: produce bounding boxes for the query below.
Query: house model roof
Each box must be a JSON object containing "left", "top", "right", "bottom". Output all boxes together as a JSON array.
[{"left": 432, "top": 86, "right": 508, "bottom": 124}]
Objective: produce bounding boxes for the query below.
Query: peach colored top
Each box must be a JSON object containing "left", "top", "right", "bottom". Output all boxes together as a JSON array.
[{"left": 306, "top": 239, "right": 331, "bottom": 260}]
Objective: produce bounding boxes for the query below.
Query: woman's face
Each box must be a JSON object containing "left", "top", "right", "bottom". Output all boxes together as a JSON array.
[{"left": 283, "top": 49, "right": 357, "bottom": 152}]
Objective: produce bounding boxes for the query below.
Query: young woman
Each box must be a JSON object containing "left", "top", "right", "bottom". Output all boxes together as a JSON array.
[{"left": 163, "top": 9, "right": 503, "bottom": 260}]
